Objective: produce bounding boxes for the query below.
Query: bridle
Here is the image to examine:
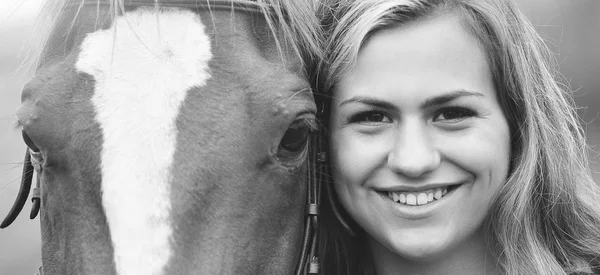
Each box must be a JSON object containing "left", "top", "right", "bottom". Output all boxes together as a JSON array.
[
  {"left": 1, "top": 131, "right": 42, "bottom": 229},
  {"left": 298, "top": 133, "right": 324, "bottom": 275},
  {"left": 0, "top": 1, "right": 322, "bottom": 274}
]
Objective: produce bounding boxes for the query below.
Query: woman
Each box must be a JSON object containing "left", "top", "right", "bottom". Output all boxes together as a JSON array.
[{"left": 315, "top": 0, "right": 600, "bottom": 274}]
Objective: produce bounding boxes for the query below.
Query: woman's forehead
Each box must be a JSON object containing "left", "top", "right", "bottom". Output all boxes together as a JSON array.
[{"left": 336, "top": 14, "right": 492, "bottom": 103}]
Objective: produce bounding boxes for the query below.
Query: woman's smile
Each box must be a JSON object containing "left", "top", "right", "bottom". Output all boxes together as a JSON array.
[{"left": 374, "top": 181, "right": 464, "bottom": 219}]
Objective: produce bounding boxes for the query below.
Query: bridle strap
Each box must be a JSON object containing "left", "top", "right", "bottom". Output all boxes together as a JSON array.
[
  {"left": 295, "top": 134, "right": 322, "bottom": 275},
  {"left": 0, "top": 149, "right": 34, "bottom": 228},
  {"left": 30, "top": 158, "right": 42, "bottom": 220}
]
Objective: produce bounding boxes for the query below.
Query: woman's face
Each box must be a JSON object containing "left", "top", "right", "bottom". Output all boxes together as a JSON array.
[{"left": 330, "top": 14, "right": 510, "bottom": 260}]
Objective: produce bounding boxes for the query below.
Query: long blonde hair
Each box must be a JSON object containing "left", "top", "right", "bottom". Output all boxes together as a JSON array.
[{"left": 317, "top": 0, "right": 600, "bottom": 274}]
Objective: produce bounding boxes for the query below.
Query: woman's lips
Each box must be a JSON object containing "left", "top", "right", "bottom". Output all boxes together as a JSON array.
[{"left": 375, "top": 183, "right": 462, "bottom": 212}]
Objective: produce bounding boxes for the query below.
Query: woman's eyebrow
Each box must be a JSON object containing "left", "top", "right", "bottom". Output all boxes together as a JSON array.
[
  {"left": 338, "top": 96, "right": 399, "bottom": 112},
  {"left": 420, "top": 90, "right": 484, "bottom": 109},
  {"left": 338, "top": 90, "right": 483, "bottom": 109}
]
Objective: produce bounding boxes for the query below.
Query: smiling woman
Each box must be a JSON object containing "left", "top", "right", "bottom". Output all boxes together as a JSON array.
[
  {"left": 316, "top": 0, "right": 600, "bottom": 275},
  {"left": 332, "top": 15, "right": 511, "bottom": 268}
]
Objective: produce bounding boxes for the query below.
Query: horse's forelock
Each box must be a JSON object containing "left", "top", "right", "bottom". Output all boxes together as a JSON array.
[
  {"left": 257, "top": 0, "right": 323, "bottom": 69},
  {"left": 30, "top": 0, "right": 323, "bottom": 72}
]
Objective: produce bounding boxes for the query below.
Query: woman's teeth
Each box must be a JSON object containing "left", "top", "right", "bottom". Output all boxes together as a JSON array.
[{"left": 387, "top": 187, "right": 449, "bottom": 206}]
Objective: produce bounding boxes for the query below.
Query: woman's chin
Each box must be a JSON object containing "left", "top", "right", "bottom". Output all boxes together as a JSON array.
[
  {"left": 373, "top": 231, "right": 456, "bottom": 262},
  {"left": 395, "top": 241, "right": 452, "bottom": 261}
]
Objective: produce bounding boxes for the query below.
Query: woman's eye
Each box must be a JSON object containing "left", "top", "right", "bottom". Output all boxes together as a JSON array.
[
  {"left": 350, "top": 111, "right": 391, "bottom": 124},
  {"left": 433, "top": 107, "right": 476, "bottom": 122}
]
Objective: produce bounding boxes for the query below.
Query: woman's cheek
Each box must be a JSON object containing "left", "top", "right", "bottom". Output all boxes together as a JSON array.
[
  {"left": 439, "top": 124, "right": 510, "bottom": 186},
  {"left": 333, "top": 129, "right": 391, "bottom": 184}
]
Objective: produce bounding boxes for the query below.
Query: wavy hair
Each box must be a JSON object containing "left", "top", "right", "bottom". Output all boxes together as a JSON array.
[{"left": 316, "top": 0, "right": 600, "bottom": 274}]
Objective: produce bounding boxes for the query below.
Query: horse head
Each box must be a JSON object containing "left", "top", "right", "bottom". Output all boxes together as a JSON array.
[{"left": 1, "top": 0, "right": 323, "bottom": 274}]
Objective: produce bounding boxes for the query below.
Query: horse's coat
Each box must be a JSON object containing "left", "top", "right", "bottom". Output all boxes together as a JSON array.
[
  {"left": 2, "top": 0, "right": 324, "bottom": 274},
  {"left": 76, "top": 7, "right": 212, "bottom": 275}
]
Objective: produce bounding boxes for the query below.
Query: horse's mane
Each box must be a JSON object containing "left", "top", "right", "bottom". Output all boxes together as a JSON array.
[{"left": 28, "top": 0, "right": 323, "bottom": 70}]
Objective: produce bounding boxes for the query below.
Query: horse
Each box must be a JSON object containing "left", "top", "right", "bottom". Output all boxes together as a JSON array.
[{"left": 1, "top": 0, "right": 324, "bottom": 274}]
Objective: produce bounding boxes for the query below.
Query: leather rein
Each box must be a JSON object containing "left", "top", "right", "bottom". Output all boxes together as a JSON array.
[
  {"left": 1, "top": 132, "right": 41, "bottom": 229},
  {"left": 0, "top": 1, "right": 321, "bottom": 274}
]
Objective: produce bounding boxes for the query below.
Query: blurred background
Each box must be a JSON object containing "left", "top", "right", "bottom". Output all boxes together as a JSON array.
[{"left": 1, "top": 0, "right": 599, "bottom": 274}]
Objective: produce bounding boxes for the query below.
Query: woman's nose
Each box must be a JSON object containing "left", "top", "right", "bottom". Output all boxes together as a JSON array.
[{"left": 387, "top": 122, "right": 441, "bottom": 178}]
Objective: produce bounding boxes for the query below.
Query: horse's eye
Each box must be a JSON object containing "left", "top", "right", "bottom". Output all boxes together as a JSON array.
[
  {"left": 22, "top": 130, "right": 40, "bottom": 152},
  {"left": 277, "top": 119, "right": 315, "bottom": 161}
]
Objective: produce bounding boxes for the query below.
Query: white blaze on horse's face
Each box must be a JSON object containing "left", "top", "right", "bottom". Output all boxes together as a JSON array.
[{"left": 76, "top": 8, "right": 211, "bottom": 275}]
